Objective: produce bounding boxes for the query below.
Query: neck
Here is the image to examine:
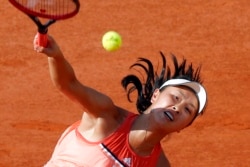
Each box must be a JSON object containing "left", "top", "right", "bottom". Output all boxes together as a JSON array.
[
  {"left": 141, "top": 114, "right": 166, "bottom": 144},
  {"left": 130, "top": 114, "right": 166, "bottom": 154}
]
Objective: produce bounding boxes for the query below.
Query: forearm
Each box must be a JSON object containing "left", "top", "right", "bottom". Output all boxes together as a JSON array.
[
  {"left": 48, "top": 55, "right": 77, "bottom": 90},
  {"left": 34, "top": 35, "right": 115, "bottom": 115},
  {"left": 48, "top": 54, "right": 116, "bottom": 115}
]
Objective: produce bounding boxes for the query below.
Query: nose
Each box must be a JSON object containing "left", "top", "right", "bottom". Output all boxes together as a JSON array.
[{"left": 172, "top": 106, "right": 180, "bottom": 114}]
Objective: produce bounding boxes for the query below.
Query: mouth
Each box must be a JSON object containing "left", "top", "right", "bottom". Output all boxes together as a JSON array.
[{"left": 164, "top": 111, "right": 174, "bottom": 121}]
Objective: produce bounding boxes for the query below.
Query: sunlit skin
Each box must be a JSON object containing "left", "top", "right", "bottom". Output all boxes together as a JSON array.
[
  {"left": 153, "top": 86, "right": 198, "bottom": 129},
  {"left": 34, "top": 36, "right": 200, "bottom": 166},
  {"left": 137, "top": 86, "right": 199, "bottom": 137}
]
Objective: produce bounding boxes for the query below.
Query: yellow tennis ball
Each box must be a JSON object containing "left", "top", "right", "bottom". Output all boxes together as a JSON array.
[{"left": 102, "top": 31, "right": 122, "bottom": 52}]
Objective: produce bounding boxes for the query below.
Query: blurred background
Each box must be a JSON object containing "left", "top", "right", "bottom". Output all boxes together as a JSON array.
[{"left": 0, "top": 0, "right": 249, "bottom": 166}]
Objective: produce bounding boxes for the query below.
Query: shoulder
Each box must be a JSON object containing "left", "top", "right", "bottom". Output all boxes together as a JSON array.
[{"left": 78, "top": 107, "right": 137, "bottom": 140}]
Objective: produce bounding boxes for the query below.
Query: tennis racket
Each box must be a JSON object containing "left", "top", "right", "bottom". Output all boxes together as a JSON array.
[{"left": 9, "top": 0, "right": 80, "bottom": 47}]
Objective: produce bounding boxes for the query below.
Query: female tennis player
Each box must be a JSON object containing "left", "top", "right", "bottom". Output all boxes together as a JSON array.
[{"left": 34, "top": 35, "right": 207, "bottom": 167}]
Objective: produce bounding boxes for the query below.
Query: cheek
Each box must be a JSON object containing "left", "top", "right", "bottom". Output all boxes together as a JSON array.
[
  {"left": 178, "top": 115, "right": 195, "bottom": 129},
  {"left": 153, "top": 100, "right": 170, "bottom": 109},
  {"left": 174, "top": 120, "right": 189, "bottom": 132},
  {"left": 153, "top": 95, "right": 175, "bottom": 107}
]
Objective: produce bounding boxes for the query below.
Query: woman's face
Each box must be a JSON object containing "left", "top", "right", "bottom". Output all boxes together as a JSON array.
[{"left": 149, "top": 86, "right": 199, "bottom": 133}]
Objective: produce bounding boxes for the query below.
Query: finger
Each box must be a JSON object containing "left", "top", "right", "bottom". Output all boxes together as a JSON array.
[
  {"left": 34, "top": 46, "right": 44, "bottom": 53},
  {"left": 33, "top": 34, "right": 39, "bottom": 45}
]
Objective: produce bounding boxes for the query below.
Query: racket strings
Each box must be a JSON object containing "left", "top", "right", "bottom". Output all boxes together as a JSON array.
[{"left": 13, "top": 0, "right": 79, "bottom": 19}]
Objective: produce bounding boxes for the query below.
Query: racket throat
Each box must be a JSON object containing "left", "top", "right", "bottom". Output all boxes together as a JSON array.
[
  {"left": 37, "top": 20, "right": 56, "bottom": 34},
  {"left": 38, "top": 27, "right": 48, "bottom": 34},
  {"left": 28, "top": 15, "right": 56, "bottom": 34}
]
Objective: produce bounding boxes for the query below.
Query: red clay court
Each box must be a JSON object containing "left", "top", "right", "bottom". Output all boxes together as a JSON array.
[{"left": 0, "top": 1, "right": 249, "bottom": 166}]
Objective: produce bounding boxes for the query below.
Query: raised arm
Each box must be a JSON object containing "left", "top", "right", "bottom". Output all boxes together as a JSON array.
[{"left": 33, "top": 35, "right": 117, "bottom": 117}]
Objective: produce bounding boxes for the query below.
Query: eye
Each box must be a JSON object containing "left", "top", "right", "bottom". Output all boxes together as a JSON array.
[
  {"left": 172, "top": 95, "right": 181, "bottom": 103},
  {"left": 174, "top": 95, "right": 179, "bottom": 100},
  {"left": 185, "top": 107, "right": 191, "bottom": 114}
]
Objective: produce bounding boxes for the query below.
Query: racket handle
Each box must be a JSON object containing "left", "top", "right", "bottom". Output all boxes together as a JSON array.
[{"left": 36, "top": 32, "right": 48, "bottom": 47}]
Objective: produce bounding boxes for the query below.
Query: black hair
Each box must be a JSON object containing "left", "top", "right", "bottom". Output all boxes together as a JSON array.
[{"left": 121, "top": 51, "right": 203, "bottom": 114}]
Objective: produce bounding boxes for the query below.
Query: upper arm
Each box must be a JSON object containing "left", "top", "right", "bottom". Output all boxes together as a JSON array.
[
  {"left": 47, "top": 56, "right": 117, "bottom": 118},
  {"left": 62, "top": 79, "right": 117, "bottom": 117},
  {"left": 156, "top": 150, "right": 171, "bottom": 167}
]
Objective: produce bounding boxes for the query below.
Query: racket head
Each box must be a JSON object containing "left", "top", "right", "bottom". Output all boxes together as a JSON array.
[{"left": 9, "top": 0, "right": 80, "bottom": 20}]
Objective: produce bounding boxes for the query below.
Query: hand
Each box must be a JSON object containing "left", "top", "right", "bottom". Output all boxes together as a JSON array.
[{"left": 33, "top": 35, "right": 63, "bottom": 58}]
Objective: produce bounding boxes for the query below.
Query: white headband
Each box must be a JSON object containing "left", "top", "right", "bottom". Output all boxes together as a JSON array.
[{"left": 160, "top": 79, "right": 207, "bottom": 114}]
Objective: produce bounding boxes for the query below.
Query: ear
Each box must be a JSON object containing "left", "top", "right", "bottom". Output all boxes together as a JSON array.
[{"left": 151, "top": 88, "right": 160, "bottom": 103}]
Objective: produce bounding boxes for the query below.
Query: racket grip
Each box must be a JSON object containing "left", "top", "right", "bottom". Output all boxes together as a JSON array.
[{"left": 36, "top": 33, "right": 48, "bottom": 47}]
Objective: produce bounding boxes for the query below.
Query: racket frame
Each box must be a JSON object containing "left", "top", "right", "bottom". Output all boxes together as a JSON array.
[
  {"left": 9, "top": 0, "right": 80, "bottom": 20},
  {"left": 8, "top": 0, "right": 80, "bottom": 47}
]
